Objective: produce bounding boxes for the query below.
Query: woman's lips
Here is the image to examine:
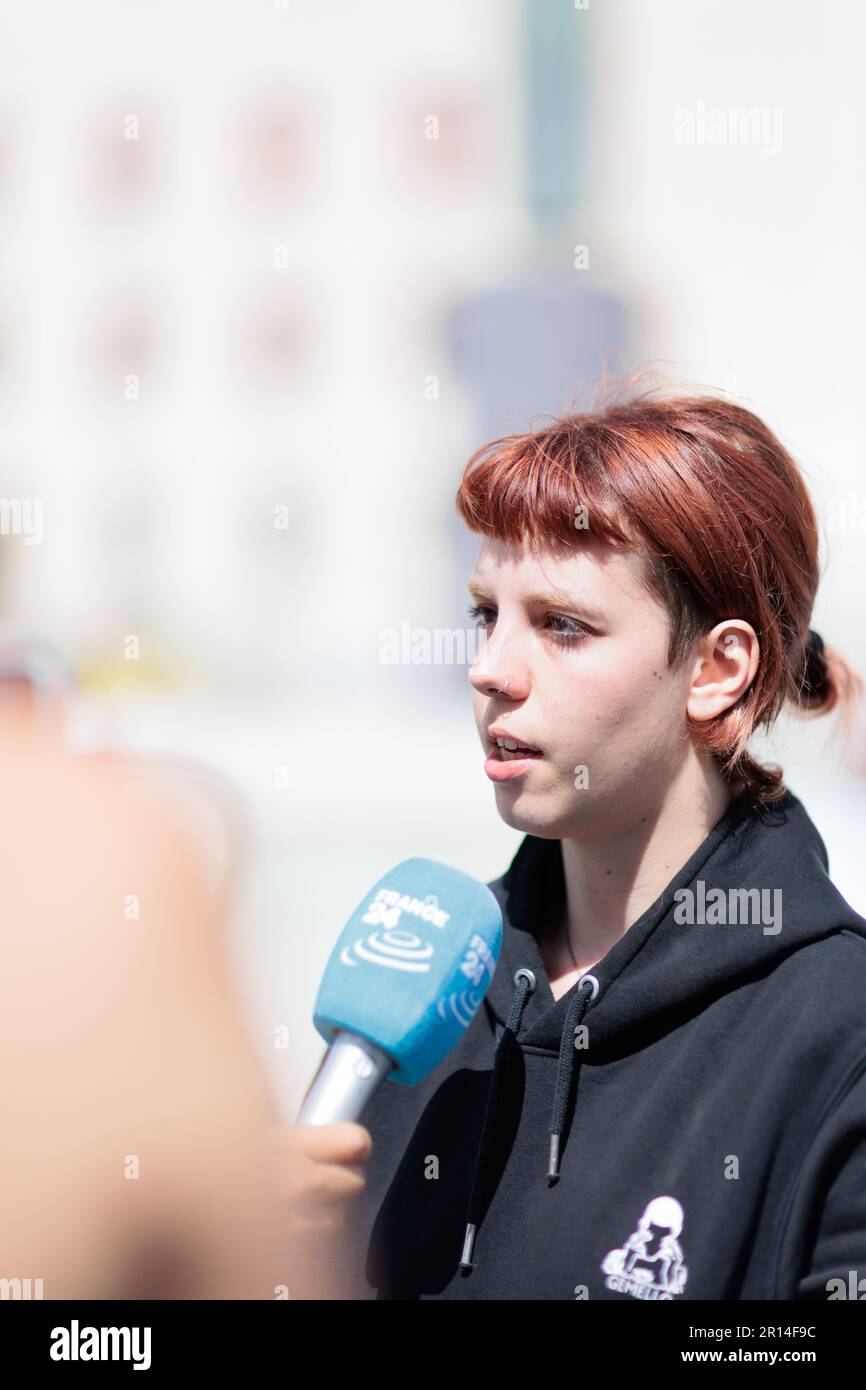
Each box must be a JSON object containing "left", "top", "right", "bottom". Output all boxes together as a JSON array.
[{"left": 484, "top": 739, "right": 544, "bottom": 783}]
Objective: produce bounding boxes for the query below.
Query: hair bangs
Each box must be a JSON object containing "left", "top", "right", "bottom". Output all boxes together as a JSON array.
[{"left": 456, "top": 428, "right": 633, "bottom": 551}]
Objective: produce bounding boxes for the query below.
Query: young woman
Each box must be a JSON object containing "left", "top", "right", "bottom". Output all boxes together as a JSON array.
[{"left": 319, "top": 389, "right": 866, "bottom": 1301}]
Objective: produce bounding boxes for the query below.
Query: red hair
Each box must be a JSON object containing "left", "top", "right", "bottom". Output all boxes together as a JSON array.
[{"left": 456, "top": 386, "right": 862, "bottom": 802}]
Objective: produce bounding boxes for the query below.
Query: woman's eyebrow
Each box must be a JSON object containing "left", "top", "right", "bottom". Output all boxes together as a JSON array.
[
  {"left": 467, "top": 582, "right": 491, "bottom": 601},
  {"left": 467, "top": 582, "right": 605, "bottom": 623},
  {"left": 531, "top": 589, "right": 606, "bottom": 623}
]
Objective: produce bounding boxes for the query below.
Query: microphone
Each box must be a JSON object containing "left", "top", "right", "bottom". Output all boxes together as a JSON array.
[{"left": 296, "top": 858, "right": 503, "bottom": 1124}]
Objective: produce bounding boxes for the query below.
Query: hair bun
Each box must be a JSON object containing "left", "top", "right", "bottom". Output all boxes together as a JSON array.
[{"left": 800, "top": 628, "right": 830, "bottom": 707}]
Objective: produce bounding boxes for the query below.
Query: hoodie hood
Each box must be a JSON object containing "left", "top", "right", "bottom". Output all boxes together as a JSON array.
[
  {"left": 483, "top": 788, "right": 861, "bottom": 1052},
  {"left": 457, "top": 788, "right": 866, "bottom": 1272}
]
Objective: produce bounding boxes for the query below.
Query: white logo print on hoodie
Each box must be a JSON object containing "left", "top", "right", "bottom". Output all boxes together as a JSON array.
[{"left": 601, "top": 1195, "right": 689, "bottom": 1300}]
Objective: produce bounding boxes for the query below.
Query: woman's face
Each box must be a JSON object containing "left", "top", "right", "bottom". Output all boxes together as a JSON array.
[{"left": 467, "top": 536, "right": 698, "bottom": 840}]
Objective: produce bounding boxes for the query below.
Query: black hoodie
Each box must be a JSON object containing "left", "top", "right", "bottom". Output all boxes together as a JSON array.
[{"left": 328, "top": 788, "right": 866, "bottom": 1300}]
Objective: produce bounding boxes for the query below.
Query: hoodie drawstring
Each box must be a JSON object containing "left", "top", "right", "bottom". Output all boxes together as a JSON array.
[
  {"left": 459, "top": 967, "right": 599, "bottom": 1273},
  {"left": 547, "top": 973, "right": 597, "bottom": 1181},
  {"left": 459, "top": 967, "right": 535, "bottom": 1272}
]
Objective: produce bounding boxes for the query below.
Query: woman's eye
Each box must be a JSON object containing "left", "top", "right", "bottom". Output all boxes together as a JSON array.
[
  {"left": 546, "top": 614, "right": 589, "bottom": 643},
  {"left": 467, "top": 603, "right": 495, "bottom": 627},
  {"left": 467, "top": 605, "right": 589, "bottom": 643}
]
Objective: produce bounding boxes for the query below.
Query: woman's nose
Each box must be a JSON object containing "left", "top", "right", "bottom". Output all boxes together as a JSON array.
[{"left": 468, "top": 660, "right": 530, "bottom": 701}]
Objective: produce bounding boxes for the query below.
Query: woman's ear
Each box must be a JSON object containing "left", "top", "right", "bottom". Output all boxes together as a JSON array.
[{"left": 687, "top": 621, "right": 760, "bottom": 722}]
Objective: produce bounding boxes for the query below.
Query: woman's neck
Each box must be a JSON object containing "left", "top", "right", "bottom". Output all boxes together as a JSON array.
[{"left": 543, "top": 757, "right": 734, "bottom": 996}]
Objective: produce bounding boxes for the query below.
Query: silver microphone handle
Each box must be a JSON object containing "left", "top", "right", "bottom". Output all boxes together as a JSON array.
[{"left": 296, "top": 1030, "right": 394, "bottom": 1124}]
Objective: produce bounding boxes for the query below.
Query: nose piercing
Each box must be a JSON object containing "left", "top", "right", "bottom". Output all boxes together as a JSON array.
[{"left": 497, "top": 679, "right": 510, "bottom": 694}]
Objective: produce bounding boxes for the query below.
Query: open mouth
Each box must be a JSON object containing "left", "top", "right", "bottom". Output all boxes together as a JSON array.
[{"left": 488, "top": 736, "right": 543, "bottom": 761}]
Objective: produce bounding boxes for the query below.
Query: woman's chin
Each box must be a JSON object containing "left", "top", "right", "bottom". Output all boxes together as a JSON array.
[{"left": 493, "top": 788, "right": 578, "bottom": 839}]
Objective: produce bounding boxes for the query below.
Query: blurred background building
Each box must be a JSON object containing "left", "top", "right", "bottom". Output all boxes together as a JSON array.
[{"left": 1, "top": 0, "right": 864, "bottom": 1116}]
